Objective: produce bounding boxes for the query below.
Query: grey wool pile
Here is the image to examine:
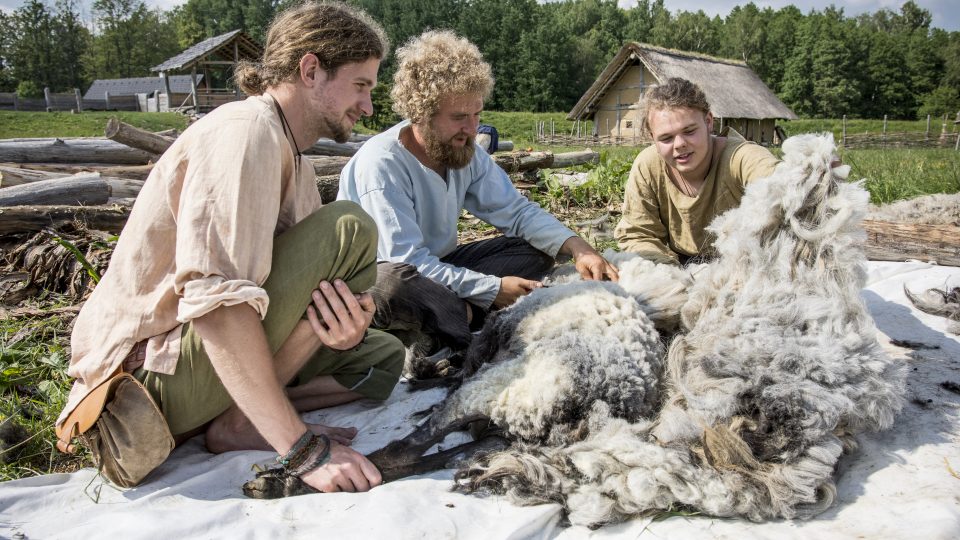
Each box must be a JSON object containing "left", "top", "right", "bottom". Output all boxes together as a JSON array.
[{"left": 387, "top": 134, "right": 906, "bottom": 528}]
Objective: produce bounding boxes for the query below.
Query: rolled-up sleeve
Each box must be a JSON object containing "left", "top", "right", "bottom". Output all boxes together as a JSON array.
[{"left": 173, "top": 114, "right": 283, "bottom": 322}]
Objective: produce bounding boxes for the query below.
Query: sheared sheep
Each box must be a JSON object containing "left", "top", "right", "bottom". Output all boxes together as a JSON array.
[
  {"left": 371, "top": 136, "right": 904, "bottom": 526},
  {"left": 245, "top": 134, "right": 905, "bottom": 529}
]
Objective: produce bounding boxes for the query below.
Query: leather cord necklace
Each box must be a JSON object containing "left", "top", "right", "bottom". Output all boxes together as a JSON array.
[{"left": 272, "top": 95, "right": 302, "bottom": 175}]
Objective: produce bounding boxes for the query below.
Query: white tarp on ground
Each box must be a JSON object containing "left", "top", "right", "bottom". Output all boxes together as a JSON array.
[{"left": 1, "top": 261, "right": 959, "bottom": 540}]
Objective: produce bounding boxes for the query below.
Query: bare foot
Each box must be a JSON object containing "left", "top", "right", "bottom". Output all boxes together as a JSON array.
[
  {"left": 204, "top": 411, "right": 270, "bottom": 454},
  {"left": 309, "top": 423, "right": 357, "bottom": 446}
]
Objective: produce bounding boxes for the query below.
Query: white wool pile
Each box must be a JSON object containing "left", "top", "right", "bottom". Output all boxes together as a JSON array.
[
  {"left": 457, "top": 134, "right": 906, "bottom": 527},
  {"left": 867, "top": 192, "right": 960, "bottom": 225}
]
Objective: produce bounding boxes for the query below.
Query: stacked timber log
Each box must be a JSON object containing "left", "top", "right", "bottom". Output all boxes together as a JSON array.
[
  {"left": 2, "top": 119, "right": 957, "bottom": 268},
  {"left": 0, "top": 119, "right": 595, "bottom": 236}
]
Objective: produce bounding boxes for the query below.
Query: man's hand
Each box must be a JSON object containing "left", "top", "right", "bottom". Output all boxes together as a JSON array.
[
  {"left": 560, "top": 236, "right": 620, "bottom": 281},
  {"left": 306, "top": 279, "right": 375, "bottom": 351},
  {"left": 493, "top": 276, "right": 542, "bottom": 308},
  {"left": 300, "top": 441, "right": 383, "bottom": 492}
]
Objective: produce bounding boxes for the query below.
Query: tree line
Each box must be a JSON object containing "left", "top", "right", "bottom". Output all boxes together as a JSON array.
[{"left": 1, "top": 0, "right": 958, "bottom": 124}]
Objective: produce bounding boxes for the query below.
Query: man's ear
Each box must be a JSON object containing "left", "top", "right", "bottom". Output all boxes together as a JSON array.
[
  {"left": 299, "top": 53, "right": 325, "bottom": 87},
  {"left": 704, "top": 112, "right": 715, "bottom": 133}
]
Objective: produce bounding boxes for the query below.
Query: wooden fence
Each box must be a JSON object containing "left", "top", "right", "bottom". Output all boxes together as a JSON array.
[
  {"left": 0, "top": 88, "right": 140, "bottom": 112},
  {"left": 537, "top": 114, "right": 960, "bottom": 151},
  {"left": 840, "top": 114, "right": 959, "bottom": 150}
]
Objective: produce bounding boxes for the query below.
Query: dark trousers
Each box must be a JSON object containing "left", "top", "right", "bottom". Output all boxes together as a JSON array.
[{"left": 370, "top": 236, "right": 555, "bottom": 350}]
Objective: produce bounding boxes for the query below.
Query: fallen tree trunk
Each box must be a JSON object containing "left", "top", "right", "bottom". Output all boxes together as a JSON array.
[
  {"left": 105, "top": 118, "right": 175, "bottom": 155},
  {"left": 862, "top": 219, "right": 960, "bottom": 267},
  {"left": 0, "top": 165, "right": 61, "bottom": 187},
  {"left": 106, "top": 178, "right": 145, "bottom": 199},
  {"left": 0, "top": 204, "right": 130, "bottom": 235},
  {"left": 317, "top": 175, "right": 340, "bottom": 203},
  {"left": 0, "top": 175, "right": 109, "bottom": 206},
  {"left": 551, "top": 150, "right": 599, "bottom": 168},
  {"left": 494, "top": 152, "right": 555, "bottom": 173},
  {"left": 309, "top": 156, "right": 351, "bottom": 176},
  {"left": 0, "top": 138, "right": 155, "bottom": 165},
  {"left": 0, "top": 162, "right": 155, "bottom": 180},
  {"left": 305, "top": 139, "right": 364, "bottom": 157}
]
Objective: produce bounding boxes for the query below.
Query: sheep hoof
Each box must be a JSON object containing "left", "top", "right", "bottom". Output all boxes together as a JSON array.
[{"left": 242, "top": 467, "right": 318, "bottom": 499}]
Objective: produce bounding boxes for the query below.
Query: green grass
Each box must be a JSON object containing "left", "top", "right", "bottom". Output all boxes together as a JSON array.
[
  {"left": 781, "top": 117, "right": 956, "bottom": 141},
  {"left": 1, "top": 307, "right": 89, "bottom": 480},
  {"left": 840, "top": 147, "right": 960, "bottom": 204},
  {"left": 0, "top": 111, "right": 189, "bottom": 138}
]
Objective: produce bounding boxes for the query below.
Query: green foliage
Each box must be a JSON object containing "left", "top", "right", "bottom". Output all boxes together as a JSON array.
[
  {"left": 917, "top": 86, "right": 960, "bottom": 119},
  {"left": 84, "top": 0, "right": 181, "bottom": 80},
  {"left": 0, "top": 111, "right": 188, "bottom": 138},
  {"left": 2, "top": 0, "right": 91, "bottom": 93},
  {"left": 2, "top": 0, "right": 956, "bottom": 120},
  {"left": 1, "top": 311, "right": 87, "bottom": 480},
  {"left": 16, "top": 80, "right": 43, "bottom": 98}
]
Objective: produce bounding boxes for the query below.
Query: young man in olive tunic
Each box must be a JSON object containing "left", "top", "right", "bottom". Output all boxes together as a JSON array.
[{"left": 615, "top": 78, "right": 781, "bottom": 265}]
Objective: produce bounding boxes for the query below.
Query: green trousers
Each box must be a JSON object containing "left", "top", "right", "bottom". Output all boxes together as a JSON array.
[{"left": 136, "top": 201, "right": 404, "bottom": 436}]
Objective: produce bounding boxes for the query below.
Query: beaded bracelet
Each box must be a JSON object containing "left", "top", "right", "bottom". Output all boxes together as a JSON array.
[
  {"left": 276, "top": 430, "right": 314, "bottom": 468},
  {"left": 290, "top": 434, "right": 332, "bottom": 477}
]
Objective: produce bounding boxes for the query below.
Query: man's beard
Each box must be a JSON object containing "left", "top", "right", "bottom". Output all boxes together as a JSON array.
[
  {"left": 317, "top": 112, "right": 351, "bottom": 144},
  {"left": 309, "top": 103, "right": 353, "bottom": 144},
  {"left": 422, "top": 125, "right": 475, "bottom": 169}
]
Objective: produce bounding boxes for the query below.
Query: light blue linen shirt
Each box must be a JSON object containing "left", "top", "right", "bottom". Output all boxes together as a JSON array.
[{"left": 338, "top": 121, "right": 575, "bottom": 308}]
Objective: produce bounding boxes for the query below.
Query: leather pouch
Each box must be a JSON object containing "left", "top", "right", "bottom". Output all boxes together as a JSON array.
[{"left": 56, "top": 371, "right": 174, "bottom": 488}]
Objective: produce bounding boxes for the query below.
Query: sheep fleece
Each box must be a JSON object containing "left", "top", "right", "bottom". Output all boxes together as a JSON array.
[{"left": 457, "top": 134, "right": 906, "bottom": 527}]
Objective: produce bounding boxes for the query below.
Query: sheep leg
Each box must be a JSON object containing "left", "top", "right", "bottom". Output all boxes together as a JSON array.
[
  {"left": 377, "top": 435, "right": 510, "bottom": 482},
  {"left": 366, "top": 412, "right": 490, "bottom": 481}
]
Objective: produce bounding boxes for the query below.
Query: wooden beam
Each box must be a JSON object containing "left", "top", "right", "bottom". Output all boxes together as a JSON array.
[
  {"left": 0, "top": 162, "right": 154, "bottom": 180},
  {"left": 0, "top": 138, "right": 155, "bottom": 165},
  {"left": 0, "top": 204, "right": 130, "bottom": 235},
  {"left": 105, "top": 117, "right": 175, "bottom": 155},
  {"left": 0, "top": 175, "right": 110, "bottom": 207},
  {"left": 862, "top": 219, "right": 960, "bottom": 267}
]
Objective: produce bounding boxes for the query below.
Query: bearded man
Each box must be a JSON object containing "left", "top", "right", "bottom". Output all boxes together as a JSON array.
[{"left": 338, "top": 30, "right": 617, "bottom": 354}]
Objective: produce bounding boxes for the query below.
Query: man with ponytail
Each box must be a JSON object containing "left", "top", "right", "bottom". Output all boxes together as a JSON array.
[{"left": 57, "top": 2, "right": 402, "bottom": 494}]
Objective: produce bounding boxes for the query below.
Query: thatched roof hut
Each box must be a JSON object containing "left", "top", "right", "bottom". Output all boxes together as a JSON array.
[{"left": 569, "top": 43, "right": 797, "bottom": 144}]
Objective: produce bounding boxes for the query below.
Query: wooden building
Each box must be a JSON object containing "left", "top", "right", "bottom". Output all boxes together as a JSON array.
[
  {"left": 568, "top": 43, "right": 797, "bottom": 145},
  {"left": 83, "top": 75, "right": 203, "bottom": 111},
  {"left": 151, "top": 30, "right": 262, "bottom": 113}
]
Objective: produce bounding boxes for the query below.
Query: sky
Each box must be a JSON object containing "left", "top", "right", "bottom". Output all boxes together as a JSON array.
[{"left": 0, "top": 0, "right": 957, "bottom": 31}]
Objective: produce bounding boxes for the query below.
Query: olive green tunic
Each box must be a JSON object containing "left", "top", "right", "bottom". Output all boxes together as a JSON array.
[{"left": 615, "top": 128, "right": 780, "bottom": 264}]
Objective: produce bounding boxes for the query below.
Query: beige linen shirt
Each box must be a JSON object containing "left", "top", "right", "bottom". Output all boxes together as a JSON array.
[
  {"left": 615, "top": 128, "right": 780, "bottom": 264},
  {"left": 58, "top": 94, "right": 321, "bottom": 425}
]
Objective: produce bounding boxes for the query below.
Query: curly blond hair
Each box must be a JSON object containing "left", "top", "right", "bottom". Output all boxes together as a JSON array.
[
  {"left": 391, "top": 30, "right": 493, "bottom": 123},
  {"left": 235, "top": 1, "right": 388, "bottom": 95}
]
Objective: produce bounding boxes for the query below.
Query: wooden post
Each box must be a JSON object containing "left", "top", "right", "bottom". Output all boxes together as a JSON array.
[
  {"left": 551, "top": 120, "right": 555, "bottom": 143},
  {"left": 842, "top": 115, "right": 847, "bottom": 146},
  {"left": 44, "top": 87, "right": 52, "bottom": 112},
  {"left": 74, "top": 88, "right": 82, "bottom": 112},
  {"left": 882, "top": 115, "right": 888, "bottom": 145},
  {"left": 105, "top": 91, "right": 112, "bottom": 111},
  {"left": 13, "top": 92, "right": 18, "bottom": 111},
  {"left": 234, "top": 42, "right": 241, "bottom": 97},
  {"left": 190, "top": 67, "right": 199, "bottom": 110},
  {"left": 955, "top": 132, "right": 959, "bottom": 151},
  {"left": 926, "top": 114, "right": 931, "bottom": 140}
]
